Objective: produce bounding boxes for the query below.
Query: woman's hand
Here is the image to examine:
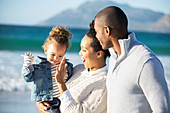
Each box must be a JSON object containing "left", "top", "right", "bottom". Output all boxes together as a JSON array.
[
  {"left": 55, "top": 57, "right": 67, "bottom": 84},
  {"left": 55, "top": 57, "right": 68, "bottom": 94},
  {"left": 36, "top": 102, "right": 50, "bottom": 113}
]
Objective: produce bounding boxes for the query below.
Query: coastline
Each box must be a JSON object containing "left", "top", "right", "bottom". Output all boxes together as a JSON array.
[{"left": 0, "top": 91, "right": 39, "bottom": 113}]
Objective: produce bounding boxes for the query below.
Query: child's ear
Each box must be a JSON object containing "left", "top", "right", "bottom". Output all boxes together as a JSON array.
[
  {"left": 96, "top": 50, "right": 103, "bottom": 58},
  {"left": 44, "top": 49, "right": 47, "bottom": 54}
]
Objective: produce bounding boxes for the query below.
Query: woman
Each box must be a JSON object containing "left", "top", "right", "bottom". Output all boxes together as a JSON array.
[{"left": 36, "top": 23, "right": 110, "bottom": 113}]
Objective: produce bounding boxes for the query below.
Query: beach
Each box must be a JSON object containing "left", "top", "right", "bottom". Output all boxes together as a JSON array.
[
  {"left": 0, "top": 91, "right": 38, "bottom": 113},
  {"left": 0, "top": 50, "right": 170, "bottom": 113}
]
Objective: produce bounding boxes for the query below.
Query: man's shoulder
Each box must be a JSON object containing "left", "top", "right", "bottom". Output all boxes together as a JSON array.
[{"left": 131, "top": 42, "right": 156, "bottom": 58}]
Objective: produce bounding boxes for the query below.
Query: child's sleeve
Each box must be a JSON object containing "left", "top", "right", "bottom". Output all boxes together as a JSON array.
[
  {"left": 21, "top": 56, "right": 35, "bottom": 82},
  {"left": 22, "top": 55, "right": 34, "bottom": 69}
]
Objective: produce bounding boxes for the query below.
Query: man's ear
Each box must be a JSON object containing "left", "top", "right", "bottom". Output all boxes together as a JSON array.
[
  {"left": 96, "top": 50, "right": 103, "bottom": 58},
  {"left": 104, "top": 26, "right": 111, "bottom": 36}
]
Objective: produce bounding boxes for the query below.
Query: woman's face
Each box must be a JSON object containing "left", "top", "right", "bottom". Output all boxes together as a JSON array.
[{"left": 79, "top": 35, "right": 98, "bottom": 71}]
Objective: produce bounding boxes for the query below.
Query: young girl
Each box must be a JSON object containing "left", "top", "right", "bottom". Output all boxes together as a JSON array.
[{"left": 21, "top": 26, "right": 73, "bottom": 113}]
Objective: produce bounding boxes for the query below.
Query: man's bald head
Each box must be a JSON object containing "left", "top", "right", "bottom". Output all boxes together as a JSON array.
[{"left": 95, "top": 6, "right": 128, "bottom": 38}]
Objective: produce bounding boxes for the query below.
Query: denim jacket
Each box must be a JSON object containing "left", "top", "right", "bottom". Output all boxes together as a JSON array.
[{"left": 21, "top": 56, "right": 73, "bottom": 101}]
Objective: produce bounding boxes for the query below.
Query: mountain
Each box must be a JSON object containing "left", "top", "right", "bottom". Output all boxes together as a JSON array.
[{"left": 38, "top": 0, "right": 170, "bottom": 33}]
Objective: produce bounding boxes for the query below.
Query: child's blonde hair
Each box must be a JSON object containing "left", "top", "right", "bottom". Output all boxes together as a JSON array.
[{"left": 42, "top": 26, "right": 72, "bottom": 50}]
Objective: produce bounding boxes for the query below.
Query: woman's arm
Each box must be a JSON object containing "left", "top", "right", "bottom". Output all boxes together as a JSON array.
[
  {"left": 59, "top": 80, "right": 107, "bottom": 113},
  {"left": 55, "top": 57, "right": 107, "bottom": 113}
]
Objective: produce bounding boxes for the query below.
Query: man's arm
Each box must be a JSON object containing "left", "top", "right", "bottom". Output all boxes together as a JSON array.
[{"left": 139, "top": 58, "right": 170, "bottom": 113}]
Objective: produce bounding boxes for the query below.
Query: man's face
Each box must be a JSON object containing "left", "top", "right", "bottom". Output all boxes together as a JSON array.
[{"left": 94, "top": 18, "right": 113, "bottom": 50}]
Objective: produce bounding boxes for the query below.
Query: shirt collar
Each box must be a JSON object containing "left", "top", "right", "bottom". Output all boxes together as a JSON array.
[
  {"left": 109, "top": 32, "right": 136, "bottom": 61},
  {"left": 83, "top": 65, "right": 108, "bottom": 76}
]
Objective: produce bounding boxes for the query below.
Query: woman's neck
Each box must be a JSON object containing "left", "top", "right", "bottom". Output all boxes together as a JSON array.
[{"left": 88, "top": 63, "right": 106, "bottom": 72}]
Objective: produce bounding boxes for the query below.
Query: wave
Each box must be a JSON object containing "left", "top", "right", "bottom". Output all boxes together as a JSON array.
[
  {"left": 0, "top": 50, "right": 82, "bottom": 92},
  {"left": 0, "top": 50, "right": 170, "bottom": 92},
  {"left": 0, "top": 77, "right": 32, "bottom": 92}
]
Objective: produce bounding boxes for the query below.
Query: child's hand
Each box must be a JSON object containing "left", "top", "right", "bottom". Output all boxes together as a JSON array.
[
  {"left": 21, "top": 52, "right": 34, "bottom": 59},
  {"left": 21, "top": 52, "right": 34, "bottom": 68}
]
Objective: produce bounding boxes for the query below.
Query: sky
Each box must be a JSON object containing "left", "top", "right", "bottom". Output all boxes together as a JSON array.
[{"left": 0, "top": 0, "right": 170, "bottom": 25}]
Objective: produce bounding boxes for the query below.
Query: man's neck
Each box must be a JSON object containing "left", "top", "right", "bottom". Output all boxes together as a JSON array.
[{"left": 111, "top": 38, "right": 121, "bottom": 55}]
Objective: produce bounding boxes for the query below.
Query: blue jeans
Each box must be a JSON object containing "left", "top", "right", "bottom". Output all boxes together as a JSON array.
[{"left": 47, "top": 98, "right": 61, "bottom": 113}]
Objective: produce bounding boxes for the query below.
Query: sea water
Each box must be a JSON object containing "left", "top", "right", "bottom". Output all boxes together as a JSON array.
[
  {"left": 0, "top": 25, "right": 170, "bottom": 113},
  {"left": 1, "top": 25, "right": 170, "bottom": 91}
]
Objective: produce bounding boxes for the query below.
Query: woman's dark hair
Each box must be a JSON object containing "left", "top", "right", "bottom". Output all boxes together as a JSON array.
[{"left": 86, "top": 20, "right": 110, "bottom": 59}]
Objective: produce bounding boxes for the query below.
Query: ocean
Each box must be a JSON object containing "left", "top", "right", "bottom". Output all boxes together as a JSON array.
[{"left": 0, "top": 25, "right": 170, "bottom": 113}]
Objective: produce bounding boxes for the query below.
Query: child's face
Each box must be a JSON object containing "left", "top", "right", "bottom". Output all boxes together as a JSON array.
[{"left": 45, "top": 44, "right": 66, "bottom": 65}]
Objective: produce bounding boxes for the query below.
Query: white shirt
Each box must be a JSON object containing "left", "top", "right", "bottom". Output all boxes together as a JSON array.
[
  {"left": 59, "top": 64, "right": 107, "bottom": 113},
  {"left": 107, "top": 32, "right": 170, "bottom": 113}
]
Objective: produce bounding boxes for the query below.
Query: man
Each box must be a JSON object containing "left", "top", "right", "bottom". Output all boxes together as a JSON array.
[{"left": 94, "top": 6, "right": 170, "bottom": 113}]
